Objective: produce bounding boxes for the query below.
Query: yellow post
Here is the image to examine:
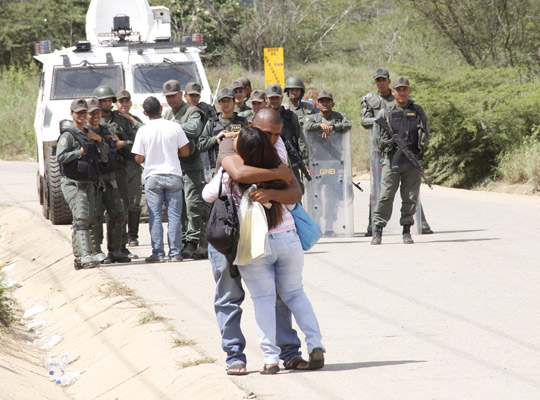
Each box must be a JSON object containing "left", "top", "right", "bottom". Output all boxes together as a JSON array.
[{"left": 264, "top": 47, "right": 285, "bottom": 88}]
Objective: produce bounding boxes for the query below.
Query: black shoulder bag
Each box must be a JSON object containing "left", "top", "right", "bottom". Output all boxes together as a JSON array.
[{"left": 205, "top": 170, "right": 240, "bottom": 276}]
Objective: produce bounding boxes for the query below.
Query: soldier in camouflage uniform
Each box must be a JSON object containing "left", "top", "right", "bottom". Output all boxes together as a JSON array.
[
  {"left": 198, "top": 87, "right": 248, "bottom": 174},
  {"left": 184, "top": 81, "right": 217, "bottom": 126},
  {"left": 93, "top": 85, "right": 137, "bottom": 259},
  {"left": 162, "top": 79, "right": 206, "bottom": 259},
  {"left": 232, "top": 80, "right": 251, "bottom": 113},
  {"left": 57, "top": 99, "right": 102, "bottom": 269},
  {"left": 371, "top": 77, "right": 429, "bottom": 245},
  {"left": 265, "top": 83, "right": 309, "bottom": 193},
  {"left": 283, "top": 76, "right": 315, "bottom": 127},
  {"left": 304, "top": 90, "right": 352, "bottom": 234},
  {"left": 115, "top": 89, "right": 144, "bottom": 248},
  {"left": 235, "top": 76, "right": 252, "bottom": 107},
  {"left": 86, "top": 98, "right": 129, "bottom": 263},
  {"left": 361, "top": 68, "right": 433, "bottom": 236},
  {"left": 238, "top": 89, "right": 266, "bottom": 122}
]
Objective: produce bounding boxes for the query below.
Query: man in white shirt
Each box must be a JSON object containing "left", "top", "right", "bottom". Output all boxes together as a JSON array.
[{"left": 132, "top": 96, "right": 191, "bottom": 262}]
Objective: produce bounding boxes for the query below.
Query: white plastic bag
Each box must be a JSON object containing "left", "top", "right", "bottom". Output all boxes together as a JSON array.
[{"left": 233, "top": 185, "right": 271, "bottom": 265}]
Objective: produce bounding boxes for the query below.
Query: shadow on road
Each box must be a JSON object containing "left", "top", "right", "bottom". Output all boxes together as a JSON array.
[{"left": 322, "top": 359, "right": 426, "bottom": 372}]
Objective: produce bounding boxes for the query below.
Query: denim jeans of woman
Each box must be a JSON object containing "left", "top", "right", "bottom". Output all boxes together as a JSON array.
[
  {"left": 145, "top": 174, "right": 183, "bottom": 258},
  {"left": 238, "top": 230, "right": 325, "bottom": 364},
  {"left": 208, "top": 243, "right": 304, "bottom": 369}
]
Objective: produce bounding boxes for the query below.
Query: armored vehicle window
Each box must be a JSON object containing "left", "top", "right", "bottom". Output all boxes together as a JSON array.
[
  {"left": 133, "top": 62, "right": 201, "bottom": 93},
  {"left": 51, "top": 64, "right": 124, "bottom": 100}
]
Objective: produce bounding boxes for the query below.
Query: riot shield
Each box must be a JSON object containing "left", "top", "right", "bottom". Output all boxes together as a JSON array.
[
  {"left": 304, "top": 127, "right": 354, "bottom": 238},
  {"left": 369, "top": 128, "right": 382, "bottom": 232}
]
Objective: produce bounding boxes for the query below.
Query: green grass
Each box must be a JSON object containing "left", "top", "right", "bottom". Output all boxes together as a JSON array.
[
  {"left": 0, "top": 67, "right": 39, "bottom": 160},
  {"left": 496, "top": 137, "right": 540, "bottom": 184}
]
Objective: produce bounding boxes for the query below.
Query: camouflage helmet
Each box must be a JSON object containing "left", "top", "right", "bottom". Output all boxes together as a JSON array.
[
  {"left": 93, "top": 86, "right": 117, "bottom": 102},
  {"left": 284, "top": 76, "right": 305, "bottom": 96}
]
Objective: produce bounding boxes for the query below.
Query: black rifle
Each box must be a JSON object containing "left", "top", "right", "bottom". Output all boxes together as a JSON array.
[
  {"left": 284, "top": 139, "right": 312, "bottom": 181},
  {"left": 375, "top": 117, "right": 433, "bottom": 189},
  {"left": 352, "top": 180, "right": 363, "bottom": 192}
]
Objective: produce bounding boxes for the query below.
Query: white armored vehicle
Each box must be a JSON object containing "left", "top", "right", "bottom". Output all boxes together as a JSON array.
[{"left": 34, "top": 0, "right": 212, "bottom": 224}]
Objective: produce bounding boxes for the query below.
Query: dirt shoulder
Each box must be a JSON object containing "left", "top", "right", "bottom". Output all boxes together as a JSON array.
[{"left": 0, "top": 205, "right": 246, "bottom": 400}]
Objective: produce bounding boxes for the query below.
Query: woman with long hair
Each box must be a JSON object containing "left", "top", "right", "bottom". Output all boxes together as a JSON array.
[{"left": 203, "top": 126, "right": 325, "bottom": 374}]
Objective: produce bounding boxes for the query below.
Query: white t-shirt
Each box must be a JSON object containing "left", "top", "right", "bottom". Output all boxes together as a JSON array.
[{"left": 132, "top": 118, "right": 189, "bottom": 179}]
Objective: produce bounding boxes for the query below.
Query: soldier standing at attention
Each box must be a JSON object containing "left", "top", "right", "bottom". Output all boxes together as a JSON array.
[
  {"left": 283, "top": 76, "right": 315, "bottom": 127},
  {"left": 93, "top": 85, "right": 137, "bottom": 259},
  {"left": 361, "top": 68, "right": 433, "bottom": 236},
  {"left": 265, "top": 83, "right": 309, "bottom": 193},
  {"left": 86, "top": 98, "right": 130, "bottom": 263},
  {"left": 162, "top": 79, "right": 206, "bottom": 259},
  {"left": 56, "top": 99, "right": 102, "bottom": 269},
  {"left": 115, "top": 89, "right": 144, "bottom": 248},
  {"left": 238, "top": 89, "right": 266, "bottom": 122},
  {"left": 232, "top": 80, "right": 251, "bottom": 113},
  {"left": 184, "top": 81, "right": 217, "bottom": 126},
  {"left": 371, "top": 77, "right": 429, "bottom": 245}
]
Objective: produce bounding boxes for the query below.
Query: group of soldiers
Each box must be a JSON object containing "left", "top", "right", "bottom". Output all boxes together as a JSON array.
[
  {"left": 57, "top": 88, "right": 144, "bottom": 269},
  {"left": 58, "top": 67, "right": 432, "bottom": 268}
]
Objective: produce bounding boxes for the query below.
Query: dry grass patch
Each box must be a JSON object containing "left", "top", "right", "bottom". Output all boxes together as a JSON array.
[{"left": 177, "top": 356, "right": 216, "bottom": 369}]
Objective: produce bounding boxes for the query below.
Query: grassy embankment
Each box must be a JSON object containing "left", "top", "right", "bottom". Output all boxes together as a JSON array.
[{"left": 0, "top": 67, "right": 39, "bottom": 161}]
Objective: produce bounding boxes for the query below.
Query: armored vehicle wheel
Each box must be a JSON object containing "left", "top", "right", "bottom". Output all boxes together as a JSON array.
[{"left": 45, "top": 147, "right": 72, "bottom": 225}]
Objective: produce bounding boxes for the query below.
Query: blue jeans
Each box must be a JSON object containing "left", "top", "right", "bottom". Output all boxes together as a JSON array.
[
  {"left": 145, "top": 174, "right": 183, "bottom": 258},
  {"left": 208, "top": 243, "right": 302, "bottom": 368},
  {"left": 238, "top": 230, "right": 324, "bottom": 364}
]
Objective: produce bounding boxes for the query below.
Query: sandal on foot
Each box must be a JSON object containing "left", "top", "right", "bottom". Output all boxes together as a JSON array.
[
  {"left": 307, "top": 348, "right": 325, "bottom": 370},
  {"left": 259, "top": 363, "right": 280, "bottom": 375},
  {"left": 285, "top": 356, "right": 308, "bottom": 370},
  {"left": 227, "top": 361, "right": 247, "bottom": 376}
]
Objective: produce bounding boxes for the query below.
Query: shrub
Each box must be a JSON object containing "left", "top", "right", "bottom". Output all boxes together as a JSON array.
[
  {"left": 398, "top": 65, "right": 540, "bottom": 187},
  {"left": 496, "top": 134, "right": 540, "bottom": 184}
]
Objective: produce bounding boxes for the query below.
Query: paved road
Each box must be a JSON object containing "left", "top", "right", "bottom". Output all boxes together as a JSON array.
[{"left": 2, "top": 160, "right": 540, "bottom": 399}]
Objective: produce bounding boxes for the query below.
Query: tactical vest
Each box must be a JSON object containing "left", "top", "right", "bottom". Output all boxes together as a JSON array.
[
  {"left": 86, "top": 124, "right": 116, "bottom": 173},
  {"left": 59, "top": 123, "right": 100, "bottom": 182},
  {"left": 388, "top": 104, "right": 421, "bottom": 154},
  {"left": 207, "top": 113, "right": 246, "bottom": 169},
  {"left": 102, "top": 112, "right": 134, "bottom": 165},
  {"left": 280, "top": 107, "right": 299, "bottom": 153}
]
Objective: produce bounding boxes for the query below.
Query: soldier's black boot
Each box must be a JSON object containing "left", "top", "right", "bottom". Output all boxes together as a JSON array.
[
  {"left": 402, "top": 225, "right": 414, "bottom": 244},
  {"left": 371, "top": 225, "right": 383, "bottom": 245}
]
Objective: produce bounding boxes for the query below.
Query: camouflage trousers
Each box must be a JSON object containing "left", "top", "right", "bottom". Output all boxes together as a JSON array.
[
  {"left": 93, "top": 173, "right": 125, "bottom": 253},
  {"left": 373, "top": 156, "right": 421, "bottom": 227},
  {"left": 181, "top": 168, "right": 206, "bottom": 244},
  {"left": 61, "top": 178, "right": 95, "bottom": 260}
]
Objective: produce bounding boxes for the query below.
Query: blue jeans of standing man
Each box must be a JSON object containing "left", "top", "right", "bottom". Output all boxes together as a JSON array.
[
  {"left": 208, "top": 243, "right": 303, "bottom": 369},
  {"left": 145, "top": 174, "right": 183, "bottom": 258},
  {"left": 238, "top": 230, "right": 325, "bottom": 365}
]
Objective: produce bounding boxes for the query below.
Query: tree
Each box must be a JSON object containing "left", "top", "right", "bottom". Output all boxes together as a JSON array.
[
  {"left": 231, "top": 0, "right": 356, "bottom": 70},
  {"left": 404, "top": 0, "right": 540, "bottom": 67},
  {"left": 0, "top": 0, "right": 88, "bottom": 67}
]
